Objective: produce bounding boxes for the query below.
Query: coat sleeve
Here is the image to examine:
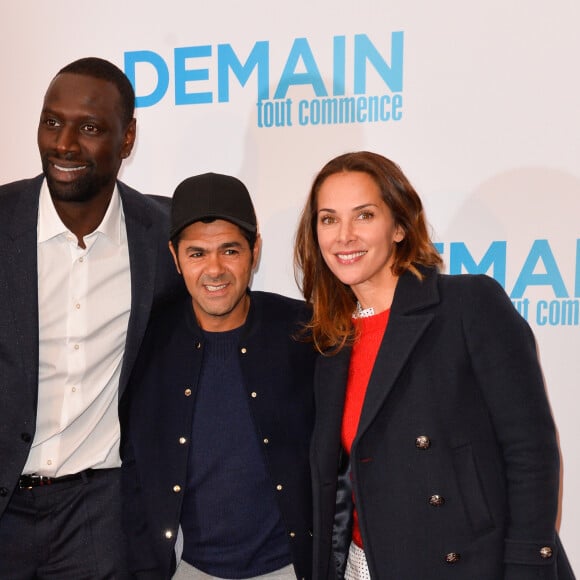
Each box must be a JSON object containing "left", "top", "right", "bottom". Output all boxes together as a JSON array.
[
  {"left": 121, "top": 436, "right": 167, "bottom": 579},
  {"left": 461, "top": 275, "right": 564, "bottom": 579},
  {"left": 120, "top": 335, "right": 169, "bottom": 579}
]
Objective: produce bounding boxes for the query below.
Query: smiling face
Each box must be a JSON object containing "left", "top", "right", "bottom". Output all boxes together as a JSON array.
[
  {"left": 316, "top": 170, "right": 404, "bottom": 308},
  {"left": 37, "top": 72, "right": 135, "bottom": 204},
  {"left": 169, "top": 219, "right": 261, "bottom": 332}
]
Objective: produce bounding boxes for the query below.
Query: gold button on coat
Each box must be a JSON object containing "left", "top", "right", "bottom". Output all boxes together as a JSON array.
[
  {"left": 179, "top": 437, "right": 187, "bottom": 444},
  {"left": 415, "top": 435, "right": 431, "bottom": 449},
  {"left": 184, "top": 388, "right": 192, "bottom": 397},
  {"left": 276, "top": 484, "right": 283, "bottom": 491},
  {"left": 444, "top": 552, "right": 461, "bottom": 563},
  {"left": 428, "top": 494, "right": 445, "bottom": 507},
  {"left": 173, "top": 485, "right": 181, "bottom": 493},
  {"left": 539, "top": 546, "right": 553, "bottom": 559},
  {"left": 164, "top": 530, "right": 173, "bottom": 539}
]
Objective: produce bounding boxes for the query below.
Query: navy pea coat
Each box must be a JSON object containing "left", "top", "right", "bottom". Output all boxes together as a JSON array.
[
  {"left": 310, "top": 267, "right": 575, "bottom": 580},
  {"left": 121, "top": 291, "right": 316, "bottom": 579}
]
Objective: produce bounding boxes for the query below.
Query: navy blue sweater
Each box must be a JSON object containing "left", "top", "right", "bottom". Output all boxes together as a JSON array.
[{"left": 181, "top": 324, "right": 290, "bottom": 577}]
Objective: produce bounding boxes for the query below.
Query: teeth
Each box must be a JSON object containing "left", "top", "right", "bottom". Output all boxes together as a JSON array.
[
  {"left": 337, "top": 251, "right": 366, "bottom": 260},
  {"left": 54, "top": 164, "right": 87, "bottom": 172},
  {"left": 206, "top": 284, "right": 227, "bottom": 292}
]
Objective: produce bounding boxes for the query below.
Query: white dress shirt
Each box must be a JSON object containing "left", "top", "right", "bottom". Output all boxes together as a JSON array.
[{"left": 23, "top": 180, "right": 131, "bottom": 477}]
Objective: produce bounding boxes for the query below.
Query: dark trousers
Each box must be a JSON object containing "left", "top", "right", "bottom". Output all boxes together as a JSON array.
[{"left": 0, "top": 468, "right": 129, "bottom": 579}]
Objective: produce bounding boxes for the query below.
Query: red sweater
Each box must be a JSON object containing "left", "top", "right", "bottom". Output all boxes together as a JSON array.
[{"left": 341, "top": 308, "right": 390, "bottom": 548}]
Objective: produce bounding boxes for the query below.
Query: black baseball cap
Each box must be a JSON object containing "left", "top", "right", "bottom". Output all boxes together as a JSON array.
[{"left": 170, "top": 172, "right": 257, "bottom": 239}]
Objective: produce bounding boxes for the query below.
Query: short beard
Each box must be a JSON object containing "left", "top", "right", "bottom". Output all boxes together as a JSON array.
[{"left": 42, "top": 160, "right": 109, "bottom": 204}]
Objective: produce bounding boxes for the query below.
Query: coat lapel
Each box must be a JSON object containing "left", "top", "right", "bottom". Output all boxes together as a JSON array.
[
  {"left": 314, "top": 348, "right": 351, "bottom": 480},
  {"left": 355, "top": 268, "right": 440, "bottom": 442}
]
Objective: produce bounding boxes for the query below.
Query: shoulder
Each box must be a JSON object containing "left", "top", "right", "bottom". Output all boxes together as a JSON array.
[
  {"left": 0, "top": 175, "right": 42, "bottom": 201},
  {"left": 134, "top": 298, "right": 193, "bottom": 366},
  {"left": 117, "top": 182, "right": 171, "bottom": 218},
  {"left": 147, "top": 297, "right": 190, "bottom": 335},
  {"left": 247, "top": 291, "right": 314, "bottom": 346},
  {"left": 438, "top": 272, "right": 512, "bottom": 308},
  {"left": 437, "top": 273, "right": 533, "bottom": 339},
  {"left": 250, "top": 290, "right": 311, "bottom": 320}
]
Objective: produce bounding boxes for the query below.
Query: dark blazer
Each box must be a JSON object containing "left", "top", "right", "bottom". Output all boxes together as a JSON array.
[
  {"left": 311, "top": 267, "right": 575, "bottom": 580},
  {"left": 0, "top": 175, "right": 183, "bottom": 517},
  {"left": 121, "top": 291, "right": 316, "bottom": 580}
]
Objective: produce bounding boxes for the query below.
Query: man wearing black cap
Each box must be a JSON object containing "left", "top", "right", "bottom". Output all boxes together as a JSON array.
[{"left": 121, "top": 173, "right": 316, "bottom": 579}]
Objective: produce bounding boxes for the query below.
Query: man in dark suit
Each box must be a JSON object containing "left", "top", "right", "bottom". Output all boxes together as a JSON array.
[
  {"left": 121, "top": 173, "right": 316, "bottom": 579},
  {"left": 0, "top": 57, "right": 182, "bottom": 579}
]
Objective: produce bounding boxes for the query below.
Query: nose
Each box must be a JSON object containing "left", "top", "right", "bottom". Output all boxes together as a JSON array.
[
  {"left": 337, "top": 219, "right": 356, "bottom": 244},
  {"left": 204, "top": 252, "right": 226, "bottom": 279},
  {"left": 55, "top": 125, "right": 80, "bottom": 156}
]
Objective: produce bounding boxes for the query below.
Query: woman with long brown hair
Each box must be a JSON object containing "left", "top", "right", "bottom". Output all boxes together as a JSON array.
[{"left": 294, "top": 151, "right": 573, "bottom": 579}]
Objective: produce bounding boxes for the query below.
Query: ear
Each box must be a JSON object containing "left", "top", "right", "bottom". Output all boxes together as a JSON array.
[
  {"left": 393, "top": 224, "right": 405, "bottom": 243},
  {"left": 120, "top": 118, "right": 137, "bottom": 159},
  {"left": 251, "top": 234, "right": 262, "bottom": 271},
  {"left": 168, "top": 241, "right": 182, "bottom": 275}
]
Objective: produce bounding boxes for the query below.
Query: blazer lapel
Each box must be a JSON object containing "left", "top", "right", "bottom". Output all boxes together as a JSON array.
[
  {"left": 118, "top": 185, "right": 159, "bottom": 397},
  {"left": 355, "top": 268, "right": 439, "bottom": 442},
  {"left": 4, "top": 178, "right": 42, "bottom": 389}
]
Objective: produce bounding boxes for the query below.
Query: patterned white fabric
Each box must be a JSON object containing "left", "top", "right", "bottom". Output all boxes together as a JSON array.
[
  {"left": 344, "top": 542, "right": 371, "bottom": 580},
  {"left": 353, "top": 302, "right": 376, "bottom": 319}
]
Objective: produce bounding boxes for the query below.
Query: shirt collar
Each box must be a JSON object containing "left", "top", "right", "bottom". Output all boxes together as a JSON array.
[{"left": 38, "top": 178, "right": 124, "bottom": 245}]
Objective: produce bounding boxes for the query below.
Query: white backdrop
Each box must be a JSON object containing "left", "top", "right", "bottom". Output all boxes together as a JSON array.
[{"left": 2, "top": 1, "right": 578, "bottom": 570}]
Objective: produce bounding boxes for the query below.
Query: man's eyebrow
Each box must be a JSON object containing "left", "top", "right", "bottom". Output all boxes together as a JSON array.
[
  {"left": 182, "top": 244, "right": 205, "bottom": 253},
  {"left": 220, "top": 241, "right": 244, "bottom": 249},
  {"left": 182, "top": 241, "right": 244, "bottom": 252}
]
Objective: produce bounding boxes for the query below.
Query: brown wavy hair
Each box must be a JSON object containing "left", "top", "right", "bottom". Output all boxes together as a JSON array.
[{"left": 294, "top": 151, "right": 443, "bottom": 354}]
